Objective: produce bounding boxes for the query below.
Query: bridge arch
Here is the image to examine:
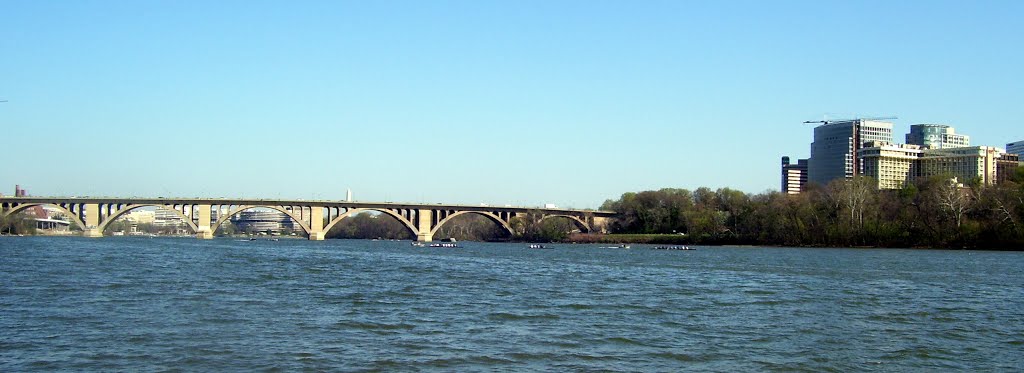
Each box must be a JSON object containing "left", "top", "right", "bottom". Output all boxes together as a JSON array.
[
  {"left": 429, "top": 211, "right": 515, "bottom": 239},
  {"left": 539, "top": 214, "right": 591, "bottom": 233},
  {"left": 97, "top": 204, "right": 199, "bottom": 233},
  {"left": 2, "top": 203, "right": 86, "bottom": 231},
  {"left": 322, "top": 208, "right": 419, "bottom": 239},
  {"left": 212, "top": 205, "right": 312, "bottom": 236}
]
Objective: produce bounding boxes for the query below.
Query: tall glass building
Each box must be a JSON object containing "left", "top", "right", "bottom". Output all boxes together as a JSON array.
[
  {"left": 906, "top": 124, "right": 969, "bottom": 149},
  {"left": 1007, "top": 141, "right": 1024, "bottom": 156},
  {"left": 808, "top": 119, "right": 894, "bottom": 186}
]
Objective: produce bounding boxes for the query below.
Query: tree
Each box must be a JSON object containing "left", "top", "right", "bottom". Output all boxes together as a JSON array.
[{"left": 935, "top": 177, "right": 973, "bottom": 229}]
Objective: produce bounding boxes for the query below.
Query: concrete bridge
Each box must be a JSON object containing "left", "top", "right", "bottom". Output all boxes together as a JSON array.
[{"left": 0, "top": 197, "right": 615, "bottom": 241}]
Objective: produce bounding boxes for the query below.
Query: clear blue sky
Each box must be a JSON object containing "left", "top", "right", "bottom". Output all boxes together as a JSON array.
[{"left": 2, "top": 1, "right": 1021, "bottom": 208}]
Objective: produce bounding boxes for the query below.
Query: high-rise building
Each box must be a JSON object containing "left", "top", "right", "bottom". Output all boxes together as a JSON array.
[
  {"left": 906, "top": 124, "right": 970, "bottom": 149},
  {"left": 781, "top": 156, "right": 808, "bottom": 194},
  {"left": 808, "top": 119, "right": 894, "bottom": 186},
  {"left": 1006, "top": 141, "right": 1024, "bottom": 156},
  {"left": 858, "top": 142, "right": 922, "bottom": 189}
]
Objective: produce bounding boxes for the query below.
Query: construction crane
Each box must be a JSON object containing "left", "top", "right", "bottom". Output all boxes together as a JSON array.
[{"left": 803, "top": 116, "right": 896, "bottom": 125}]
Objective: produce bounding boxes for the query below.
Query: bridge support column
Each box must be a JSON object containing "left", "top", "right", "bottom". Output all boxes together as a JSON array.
[
  {"left": 416, "top": 209, "right": 433, "bottom": 242},
  {"left": 83, "top": 203, "right": 103, "bottom": 238},
  {"left": 195, "top": 204, "right": 213, "bottom": 239},
  {"left": 308, "top": 206, "right": 324, "bottom": 240},
  {"left": 591, "top": 216, "right": 610, "bottom": 234}
]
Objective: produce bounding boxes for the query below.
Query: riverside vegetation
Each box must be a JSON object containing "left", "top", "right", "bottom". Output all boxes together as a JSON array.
[{"left": 598, "top": 169, "right": 1024, "bottom": 250}]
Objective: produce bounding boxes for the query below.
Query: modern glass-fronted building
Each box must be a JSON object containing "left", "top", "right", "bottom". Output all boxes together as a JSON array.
[
  {"left": 230, "top": 209, "right": 301, "bottom": 233},
  {"left": 808, "top": 119, "right": 894, "bottom": 186},
  {"left": 1007, "top": 141, "right": 1024, "bottom": 156},
  {"left": 906, "top": 124, "right": 970, "bottom": 149}
]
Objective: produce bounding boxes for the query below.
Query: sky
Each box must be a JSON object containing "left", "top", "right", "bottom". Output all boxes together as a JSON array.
[{"left": 1, "top": 1, "right": 1021, "bottom": 209}]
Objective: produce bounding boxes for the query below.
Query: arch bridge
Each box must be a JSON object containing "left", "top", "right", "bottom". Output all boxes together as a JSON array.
[{"left": 0, "top": 197, "right": 615, "bottom": 241}]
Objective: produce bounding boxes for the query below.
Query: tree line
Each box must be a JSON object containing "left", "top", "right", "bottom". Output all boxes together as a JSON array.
[
  {"left": 598, "top": 169, "right": 1024, "bottom": 249},
  {"left": 0, "top": 212, "right": 36, "bottom": 235}
]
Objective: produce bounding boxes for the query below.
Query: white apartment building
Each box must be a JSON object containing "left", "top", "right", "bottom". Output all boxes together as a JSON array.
[
  {"left": 920, "top": 146, "right": 1002, "bottom": 186},
  {"left": 858, "top": 142, "right": 923, "bottom": 189},
  {"left": 858, "top": 144, "right": 1006, "bottom": 188}
]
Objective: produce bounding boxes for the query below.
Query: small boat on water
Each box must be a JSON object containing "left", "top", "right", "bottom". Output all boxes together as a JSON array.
[
  {"left": 410, "top": 242, "right": 426, "bottom": 247},
  {"left": 653, "top": 246, "right": 695, "bottom": 250},
  {"left": 527, "top": 244, "right": 552, "bottom": 249},
  {"left": 429, "top": 243, "right": 459, "bottom": 248},
  {"left": 599, "top": 244, "right": 631, "bottom": 249}
]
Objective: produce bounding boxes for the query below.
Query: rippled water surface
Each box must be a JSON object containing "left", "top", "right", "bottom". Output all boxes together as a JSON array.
[{"left": 2, "top": 237, "right": 1023, "bottom": 371}]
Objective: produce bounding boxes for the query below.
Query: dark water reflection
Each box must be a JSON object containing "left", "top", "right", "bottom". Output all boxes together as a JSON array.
[{"left": 2, "top": 237, "right": 1022, "bottom": 371}]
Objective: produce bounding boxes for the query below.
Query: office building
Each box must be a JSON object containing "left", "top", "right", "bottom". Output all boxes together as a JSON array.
[
  {"left": 230, "top": 209, "right": 300, "bottom": 234},
  {"left": 906, "top": 124, "right": 970, "bottom": 149},
  {"left": 808, "top": 119, "right": 894, "bottom": 185},
  {"left": 154, "top": 208, "right": 187, "bottom": 230},
  {"left": 124, "top": 210, "right": 156, "bottom": 224},
  {"left": 996, "top": 153, "right": 1021, "bottom": 184},
  {"left": 1007, "top": 141, "right": 1024, "bottom": 156},
  {"left": 781, "top": 156, "right": 808, "bottom": 194}
]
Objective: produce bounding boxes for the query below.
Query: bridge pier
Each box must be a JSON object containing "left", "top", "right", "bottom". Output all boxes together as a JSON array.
[
  {"left": 83, "top": 203, "right": 102, "bottom": 238},
  {"left": 83, "top": 228, "right": 103, "bottom": 238},
  {"left": 195, "top": 204, "right": 213, "bottom": 239},
  {"left": 416, "top": 209, "right": 433, "bottom": 242},
  {"left": 308, "top": 207, "right": 325, "bottom": 240},
  {"left": 196, "top": 229, "right": 214, "bottom": 239}
]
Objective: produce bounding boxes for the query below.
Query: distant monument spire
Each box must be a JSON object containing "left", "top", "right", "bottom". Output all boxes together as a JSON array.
[{"left": 346, "top": 188, "right": 352, "bottom": 202}]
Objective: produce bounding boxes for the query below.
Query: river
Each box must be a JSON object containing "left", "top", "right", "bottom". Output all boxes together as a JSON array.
[{"left": 1, "top": 237, "right": 1022, "bottom": 371}]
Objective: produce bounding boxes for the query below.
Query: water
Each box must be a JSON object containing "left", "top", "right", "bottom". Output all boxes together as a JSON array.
[{"left": 2, "top": 237, "right": 1022, "bottom": 371}]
